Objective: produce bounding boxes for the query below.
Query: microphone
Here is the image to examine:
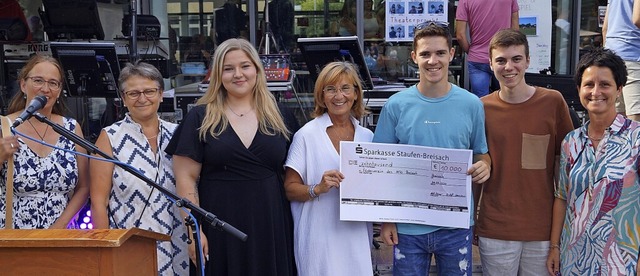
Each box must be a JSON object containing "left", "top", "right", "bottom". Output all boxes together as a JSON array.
[{"left": 12, "top": 95, "right": 48, "bottom": 128}]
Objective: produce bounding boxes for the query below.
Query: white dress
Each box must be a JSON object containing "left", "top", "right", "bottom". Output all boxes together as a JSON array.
[{"left": 285, "top": 113, "right": 374, "bottom": 276}]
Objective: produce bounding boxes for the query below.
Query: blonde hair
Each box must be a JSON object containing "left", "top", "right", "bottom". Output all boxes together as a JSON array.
[
  {"left": 196, "top": 38, "right": 289, "bottom": 140},
  {"left": 312, "top": 61, "right": 368, "bottom": 119}
]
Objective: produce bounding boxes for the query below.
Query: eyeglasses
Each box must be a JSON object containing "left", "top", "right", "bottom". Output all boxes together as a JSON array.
[
  {"left": 324, "top": 85, "right": 355, "bottom": 96},
  {"left": 27, "top": 76, "right": 62, "bottom": 91},
  {"left": 414, "top": 21, "right": 450, "bottom": 31},
  {"left": 123, "top": 88, "right": 161, "bottom": 100}
]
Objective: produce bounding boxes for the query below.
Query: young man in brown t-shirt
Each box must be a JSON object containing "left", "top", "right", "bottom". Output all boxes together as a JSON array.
[{"left": 476, "top": 29, "right": 574, "bottom": 275}]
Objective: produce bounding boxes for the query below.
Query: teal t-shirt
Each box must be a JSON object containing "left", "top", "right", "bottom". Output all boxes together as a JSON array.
[{"left": 372, "top": 84, "right": 488, "bottom": 235}]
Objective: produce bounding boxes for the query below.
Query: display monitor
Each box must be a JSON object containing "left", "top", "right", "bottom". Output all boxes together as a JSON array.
[
  {"left": 297, "top": 36, "right": 374, "bottom": 90},
  {"left": 525, "top": 73, "right": 583, "bottom": 111},
  {"left": 50, "top": 42, "right": 121, "bottom": 98},
  {"left": 40, "top": 0, "right": 104, "bottom": 40}
]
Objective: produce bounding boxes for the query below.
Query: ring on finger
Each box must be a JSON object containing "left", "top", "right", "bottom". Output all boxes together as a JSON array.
[{"left": 10, "top": 143, "right": 13, "bottom": 149}]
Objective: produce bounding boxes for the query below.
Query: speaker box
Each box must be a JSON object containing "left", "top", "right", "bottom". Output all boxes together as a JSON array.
[{"left": 122, "top": 14, "right": 160, "bottom": 39}]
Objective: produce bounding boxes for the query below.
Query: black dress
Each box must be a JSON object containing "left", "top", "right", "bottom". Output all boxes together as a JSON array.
[{"left": 166, "top": 105, "right": 296, "bottom": 276}]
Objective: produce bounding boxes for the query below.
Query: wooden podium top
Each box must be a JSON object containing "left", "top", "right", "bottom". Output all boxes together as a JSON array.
[{"left": 0, "top": 228, "right": 169, "bottom": 248}]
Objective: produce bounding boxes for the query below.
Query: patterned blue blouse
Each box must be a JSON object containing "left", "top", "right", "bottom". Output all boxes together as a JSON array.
[
  {"left": 0, "top": 117, "right": 79, "bottom": 229},
  {"left": 103, "top": 114, "right": 187, "bottom": 275}
]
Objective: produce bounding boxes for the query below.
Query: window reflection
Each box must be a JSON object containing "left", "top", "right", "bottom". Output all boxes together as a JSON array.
[{"left": 165, "top": 0, "right": 581, "bottom": 85}]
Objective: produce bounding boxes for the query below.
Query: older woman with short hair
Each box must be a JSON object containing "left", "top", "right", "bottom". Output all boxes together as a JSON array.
[
  {"left": 90, "top": 62, "right": 188, "bottom": 275},
  {"left": 546, "top": 48, "right": 640, "bottom": 275}
]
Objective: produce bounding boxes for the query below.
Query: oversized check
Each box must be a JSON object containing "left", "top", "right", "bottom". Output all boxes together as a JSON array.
[{"left": 339, "top": 141, "right": 472, "bottom": 228}]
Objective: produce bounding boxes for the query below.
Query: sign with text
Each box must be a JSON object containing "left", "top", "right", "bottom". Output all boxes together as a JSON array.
[
  {"left": 339, "top": 141, "right": 472, "bottom": 228},
  {"left": 518, "top": 0, "right": 552, "bottom": 73},
  {"left": 385, "top": 1, "right": 448, "bottom": 42}
]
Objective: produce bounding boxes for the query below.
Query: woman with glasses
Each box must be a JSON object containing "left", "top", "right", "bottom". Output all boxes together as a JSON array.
[
  {"left": 0, "top": 54, "right": 89, "bottom": 229},
  {"left": 284, "top": 61, "right": 374, "bottom": 275},
  {"left": 90, "top": 62, "right": 188, "bottom": 275},
  {"left": 167, "top": 38, "right": 296, "bottom": 276}
]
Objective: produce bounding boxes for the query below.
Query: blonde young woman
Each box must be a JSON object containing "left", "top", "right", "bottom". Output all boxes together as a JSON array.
[{"left": 167, "top": 38, "right": 296, "bottom": 276}]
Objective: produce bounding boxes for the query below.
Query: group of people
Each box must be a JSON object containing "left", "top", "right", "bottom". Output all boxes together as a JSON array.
[
  {"left": 0, "top": 38, "right": 293, "bottom": 275},
  {"left": 388, "top": 26, "right": 405, "bottom": 39},
  {"left": 391, "top": 21, "right": 639, "bottom": 276},
  {"left": 0, "top": 15, "right": 638, "bottom": 276},
  {"left": 384, "top": 21, "right": 638, "bottom": 276}
]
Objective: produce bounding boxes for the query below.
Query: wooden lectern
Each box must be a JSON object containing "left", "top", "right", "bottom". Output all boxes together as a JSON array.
[{"left": 0, "top": 228, "right": 169, "bottom": 275}]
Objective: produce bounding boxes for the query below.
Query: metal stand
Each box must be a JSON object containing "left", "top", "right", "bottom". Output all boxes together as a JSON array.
[
  {"left": 185, "top": 216, "right": 204, "bottom": 276},
  {"left": 258, "top": 0, "right": 279, "bottom": 54},
  {"left": 129, "top": 0, "right": 138, "bottom": 63},
  {"left": 260, "top": 1, "right": 307, "bottom": 121},
  {"left": 30, "top": 113, "right": 247, "bottom": 276},
  {"left": 0, "top": 43, "right": 7, "bottom": 115},
  {"left": 72, "top": 76, "right": 92, "bottom": 141},
  {"left": 267, "top": 70, "right": 308, "bottom": 122}
]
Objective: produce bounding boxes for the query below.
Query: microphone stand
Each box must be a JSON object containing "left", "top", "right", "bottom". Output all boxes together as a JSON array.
[
  {"left": 0, "top": 42, "right": 7, "bottom": 115},
  {"left": 129, "top": 0, "right": 138, "bottom": 63},
  {"left": 31, "top": 112, "right": 248, "bottom": 276}
]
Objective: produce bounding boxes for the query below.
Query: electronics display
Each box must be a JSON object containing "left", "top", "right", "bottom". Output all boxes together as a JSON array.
[
  {"left": 40, "top": 0, "right": 104, "bottom": 40},
  {"left": 297, "top": 36, "right": 374, "bottom": 90},
  {"left": 260, "top": 54, "right": 291, "bottom": 82},
  {"left": 525, "top": 73, "right": 583, "bottom": 111},
  {"left": 50, "top": 42, "right": 121, "bottom": 98},
  {"left": 122, "top": 15, "right": 161, "bottom": 39}
]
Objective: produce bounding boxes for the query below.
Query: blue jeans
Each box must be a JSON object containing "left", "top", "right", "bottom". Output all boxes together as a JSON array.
[
  {"left": 393, "top": 228, "right": 473, "bottom": 276},
  {"left": 467, "top": 61, "right": 498, "bottom": 97}
]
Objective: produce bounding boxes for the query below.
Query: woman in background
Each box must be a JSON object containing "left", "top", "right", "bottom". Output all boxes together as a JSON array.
[{"left": 338, "top": 0, "right": 381, "bottom": 39}]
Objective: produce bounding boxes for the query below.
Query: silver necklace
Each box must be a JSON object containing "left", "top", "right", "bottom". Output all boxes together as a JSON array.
[
  {"left": 331, "top": 126, "right": 353, "bottom": 141},
  {"left": 228, "top": 106, "right": 252, "bottom": 117}
]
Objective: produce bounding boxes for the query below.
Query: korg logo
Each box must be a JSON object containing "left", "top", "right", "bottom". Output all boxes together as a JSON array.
[
  {"left": 355, "top": 144, "right": 363, "bottom": 154},
  {"left": 28, "top": 44, "right": 49, "bottom": 52}
]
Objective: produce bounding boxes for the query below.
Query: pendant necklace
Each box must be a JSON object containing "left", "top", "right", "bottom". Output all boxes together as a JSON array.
[
  {"left": 27, "top": 119, "right": 49, "bottom": 141},
  {"left": 228, "top": 105, "right": 253, "bottom": 117}
]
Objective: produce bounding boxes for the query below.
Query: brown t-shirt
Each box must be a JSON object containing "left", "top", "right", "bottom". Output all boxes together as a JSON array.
[{"left": 476, "top": 87, "right": 574, "bottom": 241}]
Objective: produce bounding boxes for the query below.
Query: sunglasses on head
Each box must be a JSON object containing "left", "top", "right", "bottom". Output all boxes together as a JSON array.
[{"left": 414, "top": 21, "right": 450, "bottom": 31}]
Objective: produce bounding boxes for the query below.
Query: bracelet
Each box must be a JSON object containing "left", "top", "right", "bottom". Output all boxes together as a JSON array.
[
  {"left": 549, "top": 244, "right": 560, "bottom": 250},
  {"left": 308, "top": 184, "right": 318, "bottom": 199}
]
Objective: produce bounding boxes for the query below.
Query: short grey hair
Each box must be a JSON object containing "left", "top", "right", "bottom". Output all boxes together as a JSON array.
[{"left": 118, "top": 62, "right": 164, "bottom": 91}]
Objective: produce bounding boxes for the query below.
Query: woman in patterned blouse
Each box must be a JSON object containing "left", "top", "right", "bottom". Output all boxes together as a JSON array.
[
  {"left": 546, "top": 48, "right": 640, "bottom": 275},
  {"left": 90, "top": 62, "right": 188, "bottom": 275}
]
